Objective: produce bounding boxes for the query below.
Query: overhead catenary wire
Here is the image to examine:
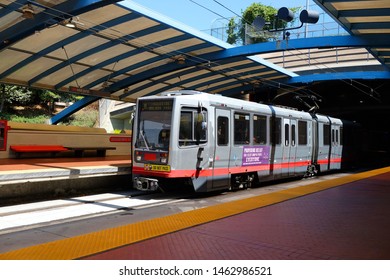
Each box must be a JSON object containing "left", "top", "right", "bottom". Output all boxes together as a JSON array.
[
  {"left": 62, "top": 46, "right": 81, "bottom": 89},
  {"left": 281, "top": 46, "right": 382, "bottom": 102},
  {"left": 212, "top": 0, "right": 253, "bottom": 26},
  {"left": 2, "top": 0, "right": 377, "bottom": 103},
  {"left": 188, "top": 0, "right": 228, "bottom": 21}
]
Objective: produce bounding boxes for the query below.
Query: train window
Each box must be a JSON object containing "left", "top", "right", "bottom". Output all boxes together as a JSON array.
[
  {"left": 270, "top": 117, "right": 281, "bottom": 145},
  {"left": 298, "top": 121, "right": 308, "bottom": 145},
  {"left": 234, "top": 113, "right": 249, "bottom": 145},
  {"left": 291, "top": 124, "right": 296, "bottom": 146},
  {"left": 285, "top": 124, "right": 289, "bottom": 146},
  {"left": 332, "top": 129, "right": 335, "bottom": 144},
  {"left": 194, "top": 111, "right": 207, "bottom": 141},
  {"left": 323, "top": 124, "right": 330, "bottom": 145},
  {"left": 340, "top": 127, "right": 343, "bottom": 145},
  {"left": 179, "top": 108, "right": 207, "bottom": 146},
  {"left": 253, "top": 115, "right": 267, "bottom": 144},
  {"left": 179, "top": 111, "right": 192, "bottom": 142},
  {"left": 336, "top": 129, "right": 339, "bottom": 144},
  {"left": 217, "top": 117, "right": 229, "bottom": 146}
]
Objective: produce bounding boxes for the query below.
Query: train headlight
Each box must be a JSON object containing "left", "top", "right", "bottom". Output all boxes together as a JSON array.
[
  {"left": 160, "top": 152, "right": 168, "bottom": 164},
  {"left": 135, "top": 151, "right": 142, "bottom": 161}
]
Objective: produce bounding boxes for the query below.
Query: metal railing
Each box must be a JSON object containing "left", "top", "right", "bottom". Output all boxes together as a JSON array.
[{"left": 204, "top": 10, "right": 348, "bottom": 46}]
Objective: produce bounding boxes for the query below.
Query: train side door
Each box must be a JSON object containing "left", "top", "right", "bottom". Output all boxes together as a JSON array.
[
  {"left": 330, "top": 124, "right": 342, "bottom": 169},
  {"left": 282, "top": 118, "right": 297, "bottom": 176},
  {"left": 212, "top": 108, "right": 231, "bottom": 189},
  {"left": 290, "top": 119, "right": 298, "bottom": 175}
]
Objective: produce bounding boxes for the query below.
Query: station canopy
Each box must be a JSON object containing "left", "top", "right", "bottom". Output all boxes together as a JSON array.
[
  {"left": 0, "top": 0, "right": 296, "bottom": 102},
  {"left": 315, "top": 0, "right": 390, "bottom": 68},
  {"left": 0, "top": 0, "right": 390, "bottom": 103}
]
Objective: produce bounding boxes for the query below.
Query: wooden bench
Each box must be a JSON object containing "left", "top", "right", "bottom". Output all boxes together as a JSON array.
[
  {"left": 10, "top": 145, "right": 69, "bottom": 158},
  {"left": 64, "top": 146, "right": 116, "bottom": 157}
]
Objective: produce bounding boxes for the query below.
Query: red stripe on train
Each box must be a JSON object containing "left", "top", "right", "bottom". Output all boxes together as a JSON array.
[{"left": 132, "top": 158, "right": 342, "bottom": 178}]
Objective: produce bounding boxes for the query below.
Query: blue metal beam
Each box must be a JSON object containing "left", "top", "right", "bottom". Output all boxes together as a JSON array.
[
  {"left": 338, "top": 8, "right": 390, "bottom": 18},
  {"left": 211, "top": 35, "right": 390, "bottom": 60},
  {"left": 219, "top": 70, "right": 390, "bottom": 97},
  {"left": 287, "top": 71, "right": 390, "bottom": 84},
  {"left": 351, "top": 22, "right": 390, "bottom": 31},
  {"left": 50, "top": 95, "right": 99, "bottom": 124}
]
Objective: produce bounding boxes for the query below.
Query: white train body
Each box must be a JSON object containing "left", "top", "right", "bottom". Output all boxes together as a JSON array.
[{"left": 132, "top": 91, "right": 343, "bottom": 192}]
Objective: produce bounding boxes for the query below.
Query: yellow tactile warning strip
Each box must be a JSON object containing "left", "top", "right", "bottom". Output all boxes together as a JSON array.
[{"left": 1, "top": 166, "right": 390, "bottom": 260}]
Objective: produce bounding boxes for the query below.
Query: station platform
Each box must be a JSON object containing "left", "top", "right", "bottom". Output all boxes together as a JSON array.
[
  {"left": 0, "top": 156, "right": 132, "bottom": 205},
  {"left": 0, "top": 166, "right": 389, "bottom": 260}
]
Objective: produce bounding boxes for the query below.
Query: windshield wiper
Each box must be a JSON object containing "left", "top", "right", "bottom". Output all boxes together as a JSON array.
[{"left": 140, "top": 130, "right": 150, "bottom": 150}]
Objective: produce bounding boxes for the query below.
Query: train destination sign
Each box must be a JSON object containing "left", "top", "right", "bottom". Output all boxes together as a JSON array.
[{"left": 140, "top": 100, "right": 173, "bottom": 111}]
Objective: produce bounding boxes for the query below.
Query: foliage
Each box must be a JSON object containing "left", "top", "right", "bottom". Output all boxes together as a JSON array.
[
  {"left": 0, "top": 83, "right": 97, "bottom": 128},
  {"left": 0, "top": 83, "right": 81, "bottom": 114},
  {"left": 226, "top": 2, "right": 298, "bottom": 45},
  {"left": 59, "top": 107, "right": 98, "bottom": 128},
  {"left": 227, "top": 18, "right": 239, "bottom": 45},
  {"left": 6, "top": 114, "right": 49, "bottom": 124}
]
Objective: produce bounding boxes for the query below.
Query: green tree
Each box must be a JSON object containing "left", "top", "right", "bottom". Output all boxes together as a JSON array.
[
  {"left": 227, "top": 2, "right": 299, "bottom": 45},
  {"left": 227, "top": 17, "right": 239, "bottom": 45}
]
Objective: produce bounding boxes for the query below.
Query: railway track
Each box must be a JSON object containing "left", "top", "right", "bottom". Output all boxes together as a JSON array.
[
  {"left": 0, "top": 171, "right": 353, "bottom": 254},
  {"left": 0, "top": 190, "right": 189, "bottom": 234}
]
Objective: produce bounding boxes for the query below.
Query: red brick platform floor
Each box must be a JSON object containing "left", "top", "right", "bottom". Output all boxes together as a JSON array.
[{"left": 85, "top": 172, "right": 390, "bottom": 260}]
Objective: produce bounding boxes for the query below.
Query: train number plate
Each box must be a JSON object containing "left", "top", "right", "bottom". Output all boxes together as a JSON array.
[{"left": 144, "top": 164, "right": 171, "bottom": 172}]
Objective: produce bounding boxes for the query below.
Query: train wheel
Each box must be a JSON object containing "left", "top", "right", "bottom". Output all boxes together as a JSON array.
[{"left": 305, "top": 164, "right": 319, "bottom": 177}]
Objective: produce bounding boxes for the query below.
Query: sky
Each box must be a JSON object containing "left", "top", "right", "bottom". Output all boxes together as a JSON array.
[{"left": 129, "top": 0, "right": 319, "bottom": 32}]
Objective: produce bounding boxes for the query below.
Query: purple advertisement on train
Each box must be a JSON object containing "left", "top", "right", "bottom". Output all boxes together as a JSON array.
[{"left": 242, "top": 146, "right": 270, "bottom": 166}]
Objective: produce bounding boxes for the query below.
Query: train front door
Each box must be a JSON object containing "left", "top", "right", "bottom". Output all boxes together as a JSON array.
[
  {"left": 212, "top": 108, "right": 231, "bottom": 189},
  {"left": 282, "top": 118, "right": 298, "bottom": 176}
]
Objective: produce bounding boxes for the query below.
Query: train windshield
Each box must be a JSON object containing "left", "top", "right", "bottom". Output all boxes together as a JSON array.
[{"left": 135, "top": 99, "right": 173, "bottom": 151}]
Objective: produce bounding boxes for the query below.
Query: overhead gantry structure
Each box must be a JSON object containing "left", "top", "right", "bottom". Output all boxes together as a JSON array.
[{"left": 0, "top": 0, "right": 389, "bottom": 123}]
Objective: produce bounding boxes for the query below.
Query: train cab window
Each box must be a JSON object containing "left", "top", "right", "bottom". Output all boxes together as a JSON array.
[
  {"left": 217, "top": 117, "right": 229, "bottom": 146},
  {"left": 234, "top": 113, "right": 249, "bottom": 145},
  {"left": 253, "top": 115, "right": 267, "bottom": 144},
  {"left": 323, "top": 124, "right": 330, "bottom": 145},
  {"left": 298, "top": 121, "right": 308, "bottom": 145},
  {"left": 270, "top": 117, "right": 282, "bottom": 145},
  {"left": 179, "top": 108, "right": 207, "bottom": 146}
]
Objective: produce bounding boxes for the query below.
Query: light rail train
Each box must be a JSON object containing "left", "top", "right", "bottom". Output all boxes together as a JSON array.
[{"left": 132, "top": 90, "right": 346, "bottom": 192}]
